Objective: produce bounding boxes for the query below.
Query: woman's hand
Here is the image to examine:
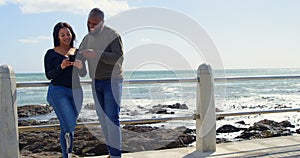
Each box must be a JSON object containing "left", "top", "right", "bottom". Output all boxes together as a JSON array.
[{"left": 60, "top": 59, "right": 72, "bottom": 69}]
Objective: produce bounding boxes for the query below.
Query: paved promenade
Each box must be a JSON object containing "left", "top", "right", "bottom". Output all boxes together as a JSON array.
[{"left": 85, "top": 135, "right": 300, "bottom": 158}]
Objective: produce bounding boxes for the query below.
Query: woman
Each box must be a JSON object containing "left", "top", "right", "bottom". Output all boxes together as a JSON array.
[{"left": 44, "top": 22, "right": 86, "bottom": 158}]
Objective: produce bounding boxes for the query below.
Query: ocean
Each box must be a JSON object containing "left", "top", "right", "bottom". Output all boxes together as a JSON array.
[{"left": 16, "top": 68, "right": 300, "bottom": 139}]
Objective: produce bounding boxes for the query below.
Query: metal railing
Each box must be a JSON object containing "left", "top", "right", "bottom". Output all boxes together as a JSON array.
[
  {"left": 16, "top": 74, "right": 300, "bottom": 132},
  {"left": 18, "top": 116, "right": 195, "bottom": 132},
  {"left": 17, "top": 75, "right": 300, "bottom": 87},
  {"left": 16, "top": 78, "right": 199, "bottom": 87}
]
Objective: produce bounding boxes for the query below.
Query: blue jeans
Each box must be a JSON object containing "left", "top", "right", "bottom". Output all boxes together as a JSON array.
[
  {"left": 47, "top": 84, "right": 83, "bottom": 158},
  {"left": 92, "top": 79, "right": 122, "bottom": 158}
]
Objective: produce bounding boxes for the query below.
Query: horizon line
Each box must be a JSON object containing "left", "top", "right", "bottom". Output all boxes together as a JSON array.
[{"left": 13, "top": 67, "right": 300, "bottom": 74}]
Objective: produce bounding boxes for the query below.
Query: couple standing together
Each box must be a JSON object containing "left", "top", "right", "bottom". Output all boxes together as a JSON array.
[{"left": 44, "top": 8, "right": 123, "bottom": 158}]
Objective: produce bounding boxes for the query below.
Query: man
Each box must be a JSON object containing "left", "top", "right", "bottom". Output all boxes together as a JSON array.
[{"left": 79, "top": 8, "right": 124, "bottom": 158}]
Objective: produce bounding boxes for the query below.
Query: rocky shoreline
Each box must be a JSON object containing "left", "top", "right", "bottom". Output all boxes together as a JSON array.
[
  {"left": 18, "top": 104, "right": 196, "bottom": 157},
  {"left": 20, "top": 123, "right": 196, "bottom": 157},
  {"left": 18, "top": 104, "right": 300, "bottom": 157}
]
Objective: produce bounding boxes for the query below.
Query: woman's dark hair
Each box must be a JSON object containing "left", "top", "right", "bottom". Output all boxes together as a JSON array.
[{"left": 53, "top": 22, "right": 76, "bottom": 47}]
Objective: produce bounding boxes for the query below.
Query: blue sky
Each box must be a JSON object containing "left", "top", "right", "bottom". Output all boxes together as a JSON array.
[{"left": 1, "top": 0, "right": 300, "bottom": 73}]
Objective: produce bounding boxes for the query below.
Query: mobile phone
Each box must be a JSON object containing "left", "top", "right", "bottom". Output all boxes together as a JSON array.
[
  {"left": 68, "top": 48, "right": 76, "bottom": 62},
  {"left": 69, "top": 54, "right": 76, "bottom": 62}
]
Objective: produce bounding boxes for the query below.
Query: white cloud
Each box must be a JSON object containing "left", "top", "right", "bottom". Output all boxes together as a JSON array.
[
  {"left": 0, "top": 0, "right": 8, "bottom": 5},
  {"left": 4, "top": 0, "right": 131, "bottom": 16},
  {"left": 93, "top": 0, "right": 131, "bottom": 16},
  {"left": 18, "top": 35, "right": 51, "bottom": 44}
]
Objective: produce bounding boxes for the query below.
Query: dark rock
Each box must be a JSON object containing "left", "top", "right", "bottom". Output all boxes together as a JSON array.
[
  {"left": 153, "top": 103, "right": 188, "bottom": 110},
  {"left": 18, "top": 104, "right": 53, "bottom": 118},
  {"left": 148, "top": 108, "right": 174, "bottom": 114},
  {"left": 123, "top": 125, "right": 159, "bottom": 132},
  {"left": 84, "top": 103, "right": 95, "bottom": 110},
  {"left": 216, "top": 138, "right": 232, "bottom": 143},
  {"left": 183, "top": 128, "right": 196, "bottom": 134},
  {"left": 295, "top": 128, "right": 300, "bottom": 134},
  {"left": 236, "top": 131, "right": 258, "bottom": 139},
  {"left": 274, "top": 104, "right": 292, "bottom": 109},
  {"left": 279, "top": 120, "right": 295, "bottom": 128},
  {"left": 216, "top": 116, "right": 225, "bottom": 120},
  {"left": 236, "top": 119, "right": 293, "bottom": 140},
  {"left": 148, "top": 103, "right": 190, "bottom": 114},
  {"left": 167, "top": 103, "right": 188, "bottom": 109},
  {"left": 217, "top": 124, "right": 240, "bottom": 133},
  {"left": 122, "top": 126, "right": 195, "bottom": 151},
  {"left": 156, "top": 109, "right": 168, "bottom": 114},
  {"left": 235, "top": 121, "right": 246, "bottom": 125}
]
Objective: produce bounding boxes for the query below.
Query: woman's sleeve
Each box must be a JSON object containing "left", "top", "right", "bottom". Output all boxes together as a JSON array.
[{"left": 44, "top": 50, "right": 64, "bottom": 80}]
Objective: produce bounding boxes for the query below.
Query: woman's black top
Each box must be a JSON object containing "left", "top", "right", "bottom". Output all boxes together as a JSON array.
[{"left": 44, "top": 49, "right": 87, "bottom": 88}]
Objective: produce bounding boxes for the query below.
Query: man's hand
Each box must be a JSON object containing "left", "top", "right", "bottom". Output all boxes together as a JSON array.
[
  {"left": 73, "top": 59, "right": 83, "bottom": 69},
  {"left": 80, "top": 49, "right": 97, "bottom": 59}
]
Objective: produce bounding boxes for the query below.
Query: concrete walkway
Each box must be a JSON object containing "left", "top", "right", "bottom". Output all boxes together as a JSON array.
[{"left": 83, "top": 135, "right": 300, "bottom": 158}]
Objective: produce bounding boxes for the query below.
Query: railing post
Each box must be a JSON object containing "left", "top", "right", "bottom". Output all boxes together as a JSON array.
[
  {"left": 196, "top": 64, "right": 216, "bottom": 152},
  {"left": 0, "top": 65, "right": 19, "bottom": 158}
]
